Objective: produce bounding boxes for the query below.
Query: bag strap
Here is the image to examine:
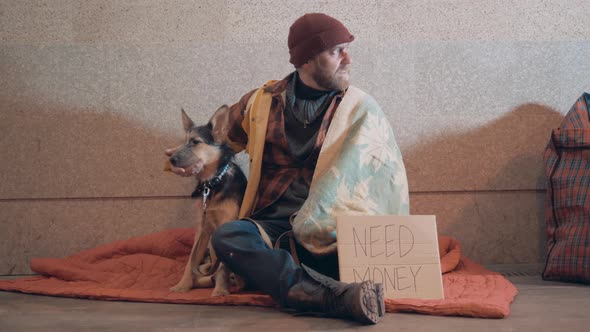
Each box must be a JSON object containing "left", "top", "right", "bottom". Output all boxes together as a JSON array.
[{"left": 274, "top": 230, "right": 301, "bottom": 265}]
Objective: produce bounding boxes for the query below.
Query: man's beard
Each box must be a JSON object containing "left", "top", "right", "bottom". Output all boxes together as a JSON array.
[{"left": 312, "top": 65, "right": 351, "bottom": 91}]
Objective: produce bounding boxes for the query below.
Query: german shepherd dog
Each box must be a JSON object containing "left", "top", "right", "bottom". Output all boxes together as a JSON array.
[{"left": 166, "top": 106, "right": 247, "bottom": 296}]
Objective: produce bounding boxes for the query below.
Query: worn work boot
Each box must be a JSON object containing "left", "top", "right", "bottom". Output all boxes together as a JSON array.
[{"left": 284, "top": 264, "right": 385, "bottom": 324}]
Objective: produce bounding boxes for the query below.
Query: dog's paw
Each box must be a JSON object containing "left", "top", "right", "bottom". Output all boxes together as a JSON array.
[
  {"left": 169, "top": 281, "right": 192, "bottom": 293},
  {"left": 211, "top": 287, "right": 230, "bottom": 297}
]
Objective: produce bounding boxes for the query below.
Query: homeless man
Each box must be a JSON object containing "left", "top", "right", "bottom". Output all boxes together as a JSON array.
[{"left": 166, "top": 13, "right": 409, "bottom": 324}]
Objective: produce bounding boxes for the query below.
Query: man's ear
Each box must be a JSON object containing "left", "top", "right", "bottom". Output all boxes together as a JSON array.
[
  {"left": 209, "top": 105, "right": 231, "bottom": 143},
  {"left": 299, "top": 56, "right": 316, "bottom": 71},
  {"left": 181, "top": 108, "right": 195, "bottom": 133}
]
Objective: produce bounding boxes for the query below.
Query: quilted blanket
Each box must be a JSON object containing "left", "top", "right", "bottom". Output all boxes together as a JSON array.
[
  {"left": 293, "top": 86, "right": 410, "bottom": 255},
  {"left": 0, "top": 228, "right": 517, "bottom": 318}
]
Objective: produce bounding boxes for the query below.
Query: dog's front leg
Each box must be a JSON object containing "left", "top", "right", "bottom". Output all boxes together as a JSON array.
[
  {"left": 170, "top": 205, "right": 204, "bottom": 292},
  {"left": 170, "top": 261, "right": 196, "bottom": 292},
  {"left": 170, "top": 237, "right": 199, "bottom": 292}
]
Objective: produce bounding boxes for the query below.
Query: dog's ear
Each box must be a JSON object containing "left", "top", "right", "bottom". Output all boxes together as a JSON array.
[
  {"left": 181, "top": 108, "right": 195, "bottom": 133},
  {"left": 209, "top": 105, "right": 231, "bottom": 143}
]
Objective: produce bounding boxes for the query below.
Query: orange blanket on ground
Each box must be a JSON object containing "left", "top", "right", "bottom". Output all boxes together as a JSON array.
[{"left": 0, "top": 228, "right": 517, "bottom": 318}]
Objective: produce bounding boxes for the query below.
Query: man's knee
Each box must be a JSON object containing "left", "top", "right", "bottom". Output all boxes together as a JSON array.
[
  {"left": 211, "top": 220, "right": 242, "bottom": 254},
  {"left": 212, "top": 220, "right": 262, "bottom": 257}
]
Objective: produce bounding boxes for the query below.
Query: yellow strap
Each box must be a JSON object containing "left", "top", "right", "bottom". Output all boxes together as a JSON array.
[{"left": 238, "top": 80, "right": 276, "bottom": 218}]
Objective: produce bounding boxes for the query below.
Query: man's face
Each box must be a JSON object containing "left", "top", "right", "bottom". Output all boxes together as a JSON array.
[{"left": 306, "top": 43, "right": 352, "bottom": 91}]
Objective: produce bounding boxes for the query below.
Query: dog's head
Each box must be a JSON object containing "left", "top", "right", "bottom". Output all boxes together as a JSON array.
[{"left": 168, "top": 105, "right": 233, "bottom": 180}]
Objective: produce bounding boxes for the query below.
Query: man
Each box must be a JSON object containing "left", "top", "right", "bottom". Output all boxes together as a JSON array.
[{"left": 168, "top": 13, "right": 409, "bottom": 324}]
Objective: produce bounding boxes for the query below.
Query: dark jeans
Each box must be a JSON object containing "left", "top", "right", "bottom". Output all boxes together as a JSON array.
[{"left": 210, "top": 219, "right": 338, "bottom": 305}]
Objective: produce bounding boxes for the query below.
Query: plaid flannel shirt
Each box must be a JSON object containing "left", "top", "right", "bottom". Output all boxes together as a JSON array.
[{"left": 226, "top": 73, "right": 344, "bottom": 217}]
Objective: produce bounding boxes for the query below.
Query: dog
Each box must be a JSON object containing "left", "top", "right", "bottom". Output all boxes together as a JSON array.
[{"left": 166, "top": 106, "right": 247, "bottom": 296}]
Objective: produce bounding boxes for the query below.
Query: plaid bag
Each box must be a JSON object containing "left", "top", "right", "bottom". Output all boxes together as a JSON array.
[{"left": 543, "top": 92, "right": 590, "bottom": 283}]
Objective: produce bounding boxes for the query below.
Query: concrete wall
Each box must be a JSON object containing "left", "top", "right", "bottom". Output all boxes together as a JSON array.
[{"left": 1, "top": 0, "right": 589, "bottom": 274}]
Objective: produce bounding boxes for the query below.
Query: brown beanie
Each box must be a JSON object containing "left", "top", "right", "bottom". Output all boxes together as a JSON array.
[{"left": 288, "top": 13, "right": 354, "bottom": 67}]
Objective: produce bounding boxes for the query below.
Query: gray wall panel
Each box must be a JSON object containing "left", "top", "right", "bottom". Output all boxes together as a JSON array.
[{"left": 1, "top": 0, "right": 588, "bottom": 274}]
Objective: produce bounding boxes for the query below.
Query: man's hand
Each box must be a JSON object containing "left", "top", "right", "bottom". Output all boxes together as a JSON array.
[{"left": 164, "top": 146, "right": 193, "bottom": 177}]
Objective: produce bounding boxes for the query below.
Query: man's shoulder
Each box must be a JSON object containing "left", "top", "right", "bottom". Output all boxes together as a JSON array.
[
  {"left": 349, "top": 86, "right": 382, "bottom": 104},
  {"left": 344, "top": 85, "right": 376, "bottom": 106},
  {"left": 342, "top": 86, "right": 386, "bottom": 118},
  {"left": 346, "top": 85, "right": 367, "bottom": 97},
  {"left": 240, "top": 77, "right": 283, "bottom": 96}
]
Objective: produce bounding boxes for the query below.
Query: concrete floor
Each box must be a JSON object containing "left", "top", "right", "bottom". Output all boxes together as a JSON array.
[{"left": 1, "top": 273, "right": 589, "bottom": 332}]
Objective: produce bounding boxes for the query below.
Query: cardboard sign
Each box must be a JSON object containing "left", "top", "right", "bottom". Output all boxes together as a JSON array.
[{"left": 337, "top": 215, "right": 444, "bottom": 300}]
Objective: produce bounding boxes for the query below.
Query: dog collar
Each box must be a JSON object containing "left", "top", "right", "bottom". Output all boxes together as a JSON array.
[{"left": 195, "top": 163, "right": 230, "bottom": 209}]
